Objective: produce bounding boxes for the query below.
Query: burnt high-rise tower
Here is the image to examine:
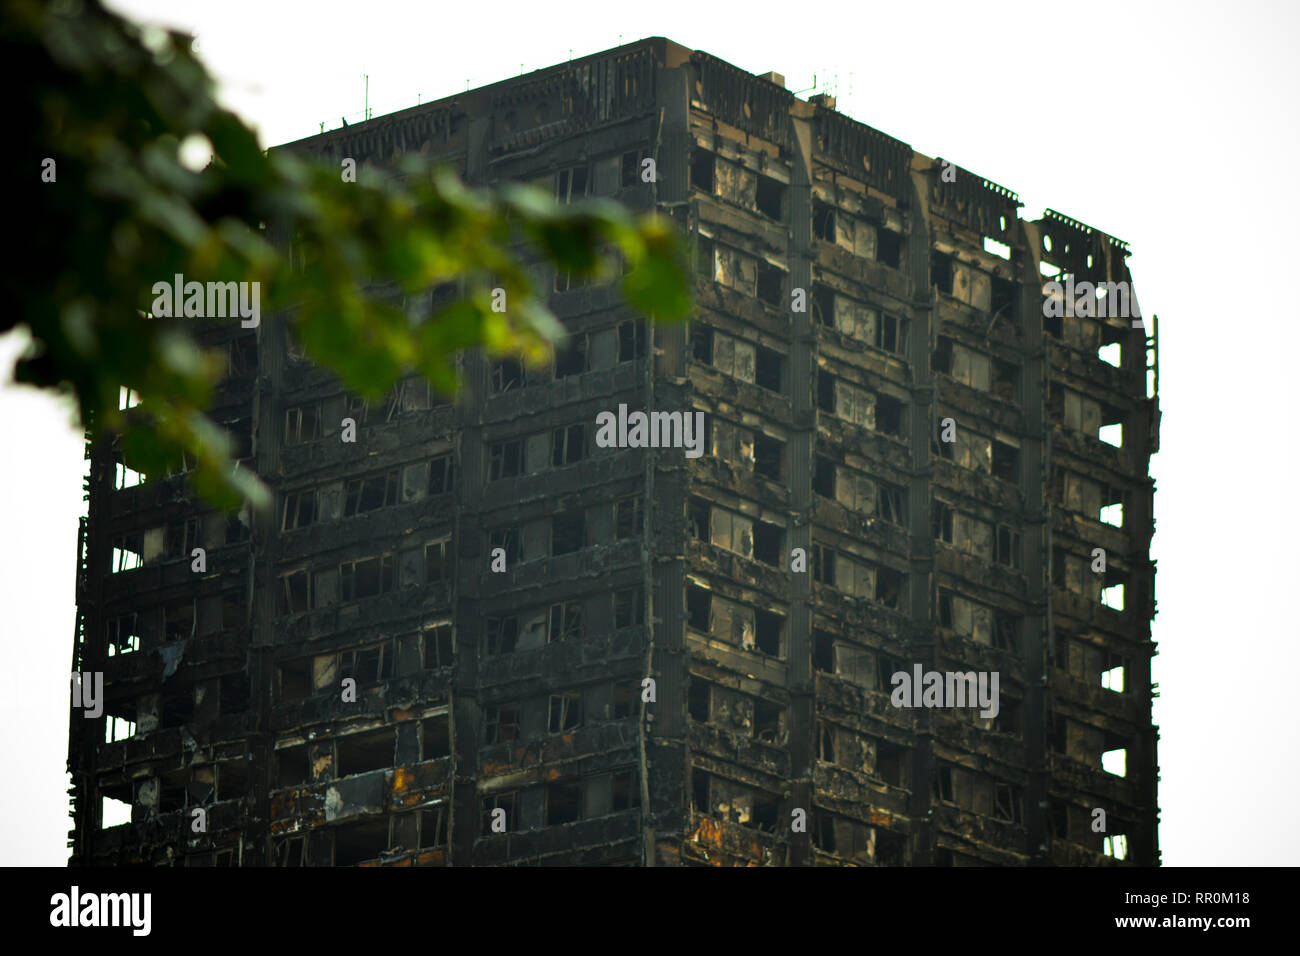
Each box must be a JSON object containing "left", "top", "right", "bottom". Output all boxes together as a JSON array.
[{"left": 68, "top": 38, "right": 1159, "bottom": 866}]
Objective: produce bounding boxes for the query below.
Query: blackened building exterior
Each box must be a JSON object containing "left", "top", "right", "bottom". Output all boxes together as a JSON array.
[{"left": 68, "top": 38, "right": 1159, "bottom": 866}]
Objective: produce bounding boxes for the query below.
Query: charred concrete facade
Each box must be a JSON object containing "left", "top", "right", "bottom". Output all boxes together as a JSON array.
[{"left": 67, "top": 38, "right": 1159, "bottom": 866}]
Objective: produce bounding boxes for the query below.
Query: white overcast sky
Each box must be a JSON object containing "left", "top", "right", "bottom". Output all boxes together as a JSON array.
[{"left": 2, "top": 0, "right": 1295, "bottom": 865}]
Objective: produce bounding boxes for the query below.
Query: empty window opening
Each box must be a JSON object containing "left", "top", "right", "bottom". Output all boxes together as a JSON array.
[
  {"left": 613, "top": 680, "right": 638, "bottom": 720},
  {"left": 1101, "top": 747, "right": 1127, "bottom": 777},
  {"left": 1098, "top": 342, "right": 1121, "bottom": 368},
  {"left": 334, "top": 817, "right": 389, "bottom": 866},
  {"left": 755, "top": 175, "right": 784, "bottom": 220},
  {"left": 422, "top": 716, "right": 450, "bottom": 760},
  {"left": 754, "top": 700, "right": 783, "bottom": 744},
  {"left": 488, "top": 440, "right": 524, "bottom": 481},
  {"left": 1098, "top": 422, "right": 1123, "bottom": 448},
  {"left": 424, "top": 624, "right": 453, "bottom": 669},
  {"left": 341, "top": 643, "right": 391, "bottom": 687},
  {"left": 878, "top": 482, "right": 906, "bottom": 525},
  {"left": 164, "top": 599, "right": 195, "bottom": 642},
  {"left": 107, "top": 614, "right": 141, "bottom": 656},
  {"left": 549, "top": 692, "right": 583, "bottom": 733},
  {"left": 686, "top": 585, "right": 711, "bottom": 631},
  {"left": 876, "top": 741, "right": 907, "bottom": 788},
  {"left": 690, "top": 150, "right": 714, "bottom": 193},
  {"left": 612, "top": 770, "right": 640, "bottom": 811},
  {"left": 1101, "top": 659, "right": 1126, "bottom": 693},
  {"left": 992, "top": 440, "right": 1019, "bottom": 482},
  {"left": 754, "top": 434, "right": 782, "bottom": 480},
  {"left": 877, "top": 314, "right": 903, "bottom": 353},
  {"left": 993, "top": 359, "right": 1018, "bottom": 402},
  {"left": 425, "top": 538, "right": 451, "bottom": 584},
  {"left": 813, "top": 456, "right": 835, "bottom": 498},
  {"left": 688, "top": 680, "right": 711, "bottom": 722},
  {"left": 282, "top": 490, "right": 317, "bottom": 531},
  {"left": 756, "top": 261, "right": 784, "bottom": 306},
  {"left": 755, "top": 609, "right": 783, "bottom": 657},
  {"left": 996, "top": 525, "right": 1021, "bottom": 569},
  {"left": 554, "top": 335, "right": 587, "bottom": 378},
  {"left": 276, "top": 744, "right": 308, "bottom": 789},
  {"left": 552, "top": 424, "right": 586, "bottom": 467},
  {"left": 983, "top": 236, "right": 1012, "bottom": 260},
  {"left": 991, "top": 275, "right": 1017, "bottom": 320},
  {"left": 275, "top": 835, "right": 306, "bottom": 866},
  {"left": 877, "top": 228, "right": 902, "bottom": 268},
  {"left": 1103, "top": 831, "right": 1129, "bottom": 861},
  {"left": 546, "top": 780, "right": 583, "bottom": 826},
  {"left": 105, "top": 714, "right": 136, "bottom": 744},
  {"left": 931, "top": 251, "right": 954, "bottom": 295},
  {"left": 875, "top": 567, "right": 903, "bottom": 609},
  {"left": 548, "top": 600, "right": 583, "bottom": 642},
  {"left": 111, "top": 534, "right": 143, "bottom": 573},
  {"left": 160, "top": 690, "right": 193, "bottom": 730},
  {"left": 419, "top": 806, "right": 449, "bottom": 850},
  {"left": 485, "top": 615, "right": 519, "bottom": 657},
  {"left": 339, "top": 554, "right": 394, "bottom": 601},
  {"left": 614, "top": 586, "right": 644, "bottom": 628},
  {"left": 994, "top": 782, "right": 1023, "bottom": 824},
  {"left": 811, "top": 544, "right": 835, "bottom": 586},
  {"left": 813, "top": 629, "right": 835, "bottom": 673},
  {"left": 755, "top": 346, "right": 783, "bottom": 392},
  {"left": 484, "top": 703, "right": 520, "bottom": 744},
  {"left": 284, "top": 404, "right": 321, "bottom": 446},
  {"left": 752, "top": 521, "right": 783, "bottom": 566},
  {"left": 615, "top": 496, "right": 643, "bottom": 539},
  {"left": 555, "top": 164, "right": 588, "bottom": 203},
  {"left": 552, "top": 510, "right": 586, "bottom": 555},
  {"left": 876, "top": 395, "right": 904, "bottom": 437},
  {"left": 688, "top": 496, "right": 711, "bottom": 541},
  {"left": 344, "top": 470, "right": 399, "bottom": 516},
  {"left": 337, "top": 728, "right": 394, "bottom": 778},
  {"left": 618, "top": 320, "right": 647, "bottom": 362},
  {"left": 100, "top": 794, "right": 131, "bottom": 829},
  {"left": 491, "top": 358, "right": 524, "bottom": 393},
  {"left": 993, "top": 613, "right": 1021, "bottom": 654}
]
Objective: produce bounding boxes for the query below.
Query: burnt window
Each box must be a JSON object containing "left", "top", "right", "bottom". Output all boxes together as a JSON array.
[
  {"left": 931, "top": 251, "right": 954, "bottom": 295},
  {"left": 686, "top": 585, "right": 710, "bottom": 631},
  {"left": 813, "top": 456, "right": 835, "bottom": 498},
  {"left": 491, "top": 359, "right": 523, "bottom": 393},
  {"left": 933, "top": 501, "right": 955, "bottom": 543},
  {"left": 484, "top": 703, "right": 520, "bottom": 744},
  {"left": 284, "top": 403, "right": 321, "bottom": 446},
  {"left": 754, "top": 700, "right": 783, "bottom": 743},
  {"left": 276, "top": 744, "right": 308, "bottom": 789},
  {"left": 755, "top": 609, "right": 783, "bottom": 657},
  {"left": 280, "top": 569, "right": 311, "bottom": 614},
  {"left": 621, "top": 149, "right": 649, "bottom": 187},
  {"left": 877, "top": 228, "right": 902, "bottom": 269},
  {"left": 996, "top": 525, "right": 1021, "bottom": 569},
  {"left": 811, "top": 544, "right": 834, "bottom": 586},
  {"left": 753, "top": 520, "right": 783, "bottom": 566},
  {"left": 278, "top": 658, "right": 310, "bottom": 701},
  {"left": 688, "top": 679, "right": 710, "bottom": 722},
  {"left": 691, "top": 324, "right": 713, "bottom": 364},
  {"left": 994, "top": 782, "right": 1023, "bottom": 824},
  {"left": 933, "top": 336, "right": 954, "bottom": 375},
  {"left": 878, "top": 482, "right": 907, "bottom": 525},
  {"left": 755, "top": 346, "right": 783, "bottom": 392},
  {"left": 994, "top": 613, "right": 1021, "bottom": 653},
  {"left": 690, "top": 149, "right": 714, "bottom": 193},
  {"left": 488, "top": 439, "right": 524, "bottom": 481},
  {"left": 555, "top": 164, "right": 589, "bottom": 203},
  {"left": 485, "top": 616, "right": 519, "bottom": 657},
  {"left": 546, "top": 779, "right": 583, "bottom": 825},
  {"left": 876, "top": 395, "right": 904, "bottom": 437},
  {"left": 488, "top": 527, "right": 522, "bottom": 565},
  {"left": 812, "top": 201, "right": 836, "bottom": 242},
  {"left": 755, "top": 175, "right": 784, "bottom": 221},
  {"left": 993, "top": 358, "right": 1019, "bottom": 402},
  {"left": 419, "top": 807, "right": 448, "bottom": 849},
  {"left": 423, "top": 625, "right": 453, "bottom": 669},
  {"left": 340, "top": 642, "right": 392, "bottom": 686},
  {"left": 612, "top": 770, "right": 640, "bottom": 811},
  {"left": 339, "top": 554, "right": 394, "bottom": 601},
  {"left": 548, "top": 691, "right": 583, "bottom": 733},
  {"left": 876, "top": 741, "right": 907, "bottom": 788},
  {"left": 615, "top": 496, "right": 643, "bottom": 539},
  {"left": 877, "top": 314, "right": 903, "bottom": 354},
  {"left": 548, "top": 600, "right": 583, "bottom": 642},
  {"left": 428, "top": 454, "right": 456, "bottom": 495},
  {"left": 613, "top": 680, "right": 638, "bottom": 719},
  {"left": 993, "top": 440, "right": 1019, "bottom": 482},
  {"left": 875, "top": 567, "right": 904, "bottom": 610},
  {"left": 756, "top": 261, "right": 784, "bottom": 306},
  {"left": 614, "top": 586, "right": 644, "bottom": 629},
  {"left": 992, "top": 275, "right": 1018, "bottom": 321},
  {"left": 344, "top": 470, "right": 399, "bottom": 516},
  {"left": 422, "top": 716, "right": 451, "bottom": 760},
  {"left": 552, "top": 424, "right": 586, "bottom": 467},
  {"left": 554, "top": 335, "right": 587, "bottom": 378},
  {"left": 618, "top": 320, "right": 647, "bottom": 361},
  {"left": 552, "top": 510, "right": 586, "bottom": 556},
  {"left": 687, "top": 496, "right": 710, "bottom": 541},
  {"left": 425, "top": 538, "right": 451, "bottom": 584},
  {"left": 812, "top": 284, "right": 835, "bottom": 327},
  {"left": 816, "top": 370, "right": 836, "bottom": 412},
  {"left": 337, "top": 728, "right": 394, "bottom": 777},
  {"left": 282, "top": 490, "right": 317, "bottom": 531},
  {"left": 813, "top": 629, "right": 835, "bottom": 673},
  {"left": 754, "top": 434, "right": 783, "bottom": 480}
]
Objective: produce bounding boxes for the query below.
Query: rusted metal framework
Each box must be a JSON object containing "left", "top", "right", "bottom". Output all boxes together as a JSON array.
[{"left": 68, "top": 38, "right": 1158, "bottom": 866}]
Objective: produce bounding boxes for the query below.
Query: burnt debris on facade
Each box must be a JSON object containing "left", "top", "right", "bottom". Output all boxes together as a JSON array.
[{"left": 67, "top": 38, "right": 1159, "bottom": 866}]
